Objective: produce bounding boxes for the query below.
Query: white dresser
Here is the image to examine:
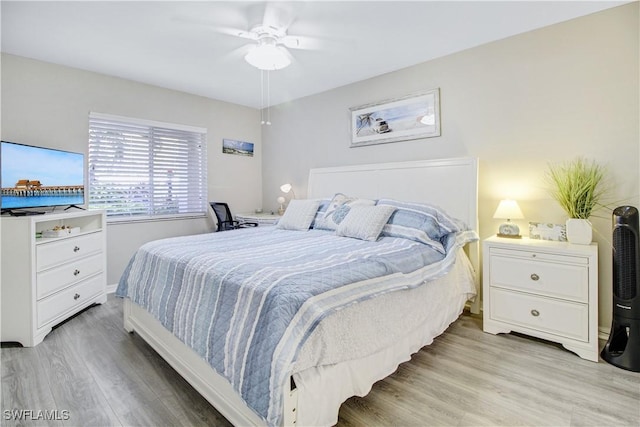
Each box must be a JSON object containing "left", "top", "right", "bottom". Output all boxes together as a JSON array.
[
  {"left": 1, "top": 210, "right": 107, "bottom": 347},
  {"left": 482, "top": 236, "right": 599, "bottom": 361}
]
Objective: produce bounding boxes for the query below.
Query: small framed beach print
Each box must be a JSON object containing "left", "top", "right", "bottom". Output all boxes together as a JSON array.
[
  {"left": 222, "top": 138, "right": 254, "bottom": 157},
  {"left": 350, "top": 89, "right": 440, "bottom": 147},
  {"left": 529, "top": 222, "right": 567, "bottom": 242}
]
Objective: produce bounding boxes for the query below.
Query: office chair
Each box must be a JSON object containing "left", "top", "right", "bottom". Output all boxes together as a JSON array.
[{"left": 210, "top": 202, "right": 258, "bottom": 231}]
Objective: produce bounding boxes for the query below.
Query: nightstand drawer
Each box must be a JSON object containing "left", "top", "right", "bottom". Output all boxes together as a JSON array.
[
  {"left": 490, "top": 254, "right": 588, "bottom": 302},
  {"left": 490, "top": 288, "right": 589, "bottom": 342}
]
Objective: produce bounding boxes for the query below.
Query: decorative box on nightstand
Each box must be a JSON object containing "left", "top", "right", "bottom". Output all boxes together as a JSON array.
[{"left": 482, "top": 235, "right": 599, "bottom": 362}]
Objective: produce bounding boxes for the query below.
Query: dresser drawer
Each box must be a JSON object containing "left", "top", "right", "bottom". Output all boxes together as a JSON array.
[
  {"left": 37, "top": 274, "right": 104, "bottom": 328},
  {"left": 490, "top": 288, "right": 589, "bottom": 342},
  {"left": 36, "top": 232, "right": 103, "bottom": 271},
  {"left": 489, "top": 253, "right": 589, "bottom": 302},
  {"left": 36, "top": 253, "right": 103, "bottom": 299}
]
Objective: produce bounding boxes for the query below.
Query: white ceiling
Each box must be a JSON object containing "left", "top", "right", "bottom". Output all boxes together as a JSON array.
[{"left": 1, "top": 1, "right": 629, "bottom": 109}]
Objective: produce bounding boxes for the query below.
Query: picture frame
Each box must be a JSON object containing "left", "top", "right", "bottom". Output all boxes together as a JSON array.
[
  {"left": 529, "top": 222, "right": 567, "bottom": 242},
  {"left": 350, "top": 89, "right": 440, "bottom": 147},
  {"left": 222, "top": 138, "right": 254, "bottom": 157}
]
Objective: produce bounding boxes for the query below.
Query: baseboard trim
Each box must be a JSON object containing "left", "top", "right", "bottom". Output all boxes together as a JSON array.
[
  {"left": 106, "top": 283, "right": 118, "bottom": 294},
  {"left": 598, "top": 326, "right": 610, "bottom": 341}
]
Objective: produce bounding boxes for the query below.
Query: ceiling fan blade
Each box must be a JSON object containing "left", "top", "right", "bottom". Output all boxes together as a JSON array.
[
  {"left": 209, "top": 26, "right": 256, "bottom": 40},
  {"left": 281, "top": 36, "right": 300, "bottom": 49},
  {"left": 234, "top": 30, "right": 258, "bottom": 41},
  {"left": 172, "top": 15, "right": 255, "bottom": 41},
  {"left": 282, "top": 34, "right": 324, "bottom": 51}
]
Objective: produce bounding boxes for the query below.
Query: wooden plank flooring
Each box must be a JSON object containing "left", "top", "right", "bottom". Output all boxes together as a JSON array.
[{"left": 2, "top": 295, "right": 639, "bottom": 426}]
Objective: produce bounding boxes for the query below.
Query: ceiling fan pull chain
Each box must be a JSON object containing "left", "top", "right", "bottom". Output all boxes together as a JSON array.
[
  {"left": 266, "top": 70, "right": 271, "bottom": 126},
  {"left": 260, "top": 69, "right": 265, "bottom": 125}
]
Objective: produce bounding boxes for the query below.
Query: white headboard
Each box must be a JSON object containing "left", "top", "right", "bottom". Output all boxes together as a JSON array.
[
  {"left": 307, "top": 157, "right": 478, "bottom": 232},
  {"left": 307, "top": 157, "right": 480, "bottom": 313}
]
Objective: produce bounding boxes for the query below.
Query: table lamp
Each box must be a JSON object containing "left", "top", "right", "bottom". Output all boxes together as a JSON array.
[
  {"left": 280, "top": 183, "right": 296, "bottom": 199},
  {"left": 493, "top": 199, "right": 524, "bottom": 238}
]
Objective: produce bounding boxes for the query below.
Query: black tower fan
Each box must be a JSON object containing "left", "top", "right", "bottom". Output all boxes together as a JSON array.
[{"left": 601, "top": 206, "right": 640, "bottom": 371}]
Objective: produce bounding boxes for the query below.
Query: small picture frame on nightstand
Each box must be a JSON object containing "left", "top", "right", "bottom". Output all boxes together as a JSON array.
[{"left": 529, "top": 221, "right": 567, "bottom": 242}]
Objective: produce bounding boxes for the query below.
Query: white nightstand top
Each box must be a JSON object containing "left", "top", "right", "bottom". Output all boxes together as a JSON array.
[{"left": 485, "top": 235, "right": 597, "bottom": 254}]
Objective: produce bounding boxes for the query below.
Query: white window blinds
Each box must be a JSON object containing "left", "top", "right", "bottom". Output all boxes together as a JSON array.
[{"left": 88, "top": 113, "right": 207, "bottom": 221}]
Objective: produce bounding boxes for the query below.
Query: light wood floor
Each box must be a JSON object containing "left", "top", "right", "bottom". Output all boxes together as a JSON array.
[{"left": 2, "top": 295, "right": 639, "bottom": 426}]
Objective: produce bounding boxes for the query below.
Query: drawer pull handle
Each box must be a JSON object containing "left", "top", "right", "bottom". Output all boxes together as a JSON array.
[
  {"left": 531, "top": 309, "right": 540, "bottom": 317},
  {"left": 530, "top": 273, "right": 540, "bottom": 281},
  {"left": 73, "top": 246, "right": 80, "bottom": 253},
  {"left": 73, "top": 293, "right": 80, "bottom": 300},
  {"left": 73, "top": 269, "right": 80, "bottom": 276}
]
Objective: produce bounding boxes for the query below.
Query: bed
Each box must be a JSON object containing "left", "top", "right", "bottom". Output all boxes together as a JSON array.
[{"left": 117, "top": 157, "right": 479, "bottom": 426}]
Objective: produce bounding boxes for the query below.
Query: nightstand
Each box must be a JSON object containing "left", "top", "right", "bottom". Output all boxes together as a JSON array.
[
  {"left": 236, "top": 212, "right": 280, "bottom": 226},
  {"left": 482, "top": 235, "right": 599, "bottom": 362}
]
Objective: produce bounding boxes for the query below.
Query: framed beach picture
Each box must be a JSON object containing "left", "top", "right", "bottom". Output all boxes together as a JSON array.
[
  {"left": 222, "top": 138, "right": 254, "bottom": 157},
  {"left": 350, "top": 89, "right": 440, "bottom": 147}
]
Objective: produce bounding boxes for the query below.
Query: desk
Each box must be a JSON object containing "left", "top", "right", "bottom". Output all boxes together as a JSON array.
[{"left": 236, "top": 213, "right": 280, "bottom": 226}]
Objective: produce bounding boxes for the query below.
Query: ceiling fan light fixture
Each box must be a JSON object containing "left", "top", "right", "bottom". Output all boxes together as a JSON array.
[{"left": 244, "top": 42, "right": 291, "bottom": 71}]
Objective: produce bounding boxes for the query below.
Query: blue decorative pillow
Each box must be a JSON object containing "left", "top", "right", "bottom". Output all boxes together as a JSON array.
[
  {"left": 376, "top": 199, "right": 466, "bottom": 252},
  {"left": 314, "top": 193, "right": 375, "bottom": 231},
  {"left": 310, "top": 198, "right": 331, "bottom": 229},
  {"left": 331, "top": 204, "right": 352, "bottom": 223}
]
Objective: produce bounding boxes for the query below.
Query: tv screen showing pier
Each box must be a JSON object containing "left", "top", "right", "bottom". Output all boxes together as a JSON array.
[{"left": 1, "top": 141, "right": 85, "bottom": 210}]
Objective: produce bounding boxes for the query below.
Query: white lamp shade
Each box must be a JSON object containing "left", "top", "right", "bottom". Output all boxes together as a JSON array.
[
  {"left": 280, "top": 183, "right": 293, "bottom": 193},
  {"left": 493, "top": 199, "right": 524, "bottom": 220},
  {"left": 276, "top": 196, "right": 286, "bottom": 204},
  {"left": 245, "top": 44, "right": 291, "bottom": 71}
]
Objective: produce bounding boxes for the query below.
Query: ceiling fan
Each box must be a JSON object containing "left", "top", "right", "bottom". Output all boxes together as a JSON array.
[
  {"left": 175, "top": 3, "right": 320, "bottom": 71},
  {"left": 199, "top": 2, "right": 323, "bottom": 72},
  {"left": 234, "top": 23, "right": 300, "bottom": 71}
]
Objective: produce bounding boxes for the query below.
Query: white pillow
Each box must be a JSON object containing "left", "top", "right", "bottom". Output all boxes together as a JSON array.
[
  {"left": 336, "top": 205, "right": 397, "bottom": 241},
  {"left": 276, "top": 199, "right": 321, "bottom": 231}
]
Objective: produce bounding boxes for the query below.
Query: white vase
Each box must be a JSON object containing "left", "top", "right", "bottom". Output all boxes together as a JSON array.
[{"left": 566, "top": 218, "right": 592, "bottom": 245}]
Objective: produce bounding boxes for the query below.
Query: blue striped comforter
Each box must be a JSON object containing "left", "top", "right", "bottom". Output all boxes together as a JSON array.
[{"left": 116, "top": 227, "right": 472, "bottom": 426}]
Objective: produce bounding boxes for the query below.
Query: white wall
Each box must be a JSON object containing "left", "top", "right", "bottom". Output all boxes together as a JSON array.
[
  {"left": 261, "top": 4, "right": 640, "bottom": 330},
  {"left": 1, "top": 54, "right": 263, "bottom": 285}
]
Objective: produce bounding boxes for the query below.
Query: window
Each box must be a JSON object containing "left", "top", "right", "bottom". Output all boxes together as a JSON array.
[{"left": 88, "top": 113, "right": 207, "bottom": 221}]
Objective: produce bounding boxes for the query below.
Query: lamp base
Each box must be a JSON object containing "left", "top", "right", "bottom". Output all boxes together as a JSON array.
[
  {"left": 498, "top": 221, "right": 520, "bottom": 238},
  {"left": 497, "top": 233, "right": 522, "bottom": 239}
]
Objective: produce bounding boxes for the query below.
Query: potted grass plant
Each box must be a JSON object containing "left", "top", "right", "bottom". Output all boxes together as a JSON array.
[{"left": 546, "top": 157, "right": 607, "bottom": 244}]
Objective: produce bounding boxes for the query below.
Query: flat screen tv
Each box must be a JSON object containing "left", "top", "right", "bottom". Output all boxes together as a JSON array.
[{"left": 1, "top": 140, "right": 85, "bottom": 213}]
